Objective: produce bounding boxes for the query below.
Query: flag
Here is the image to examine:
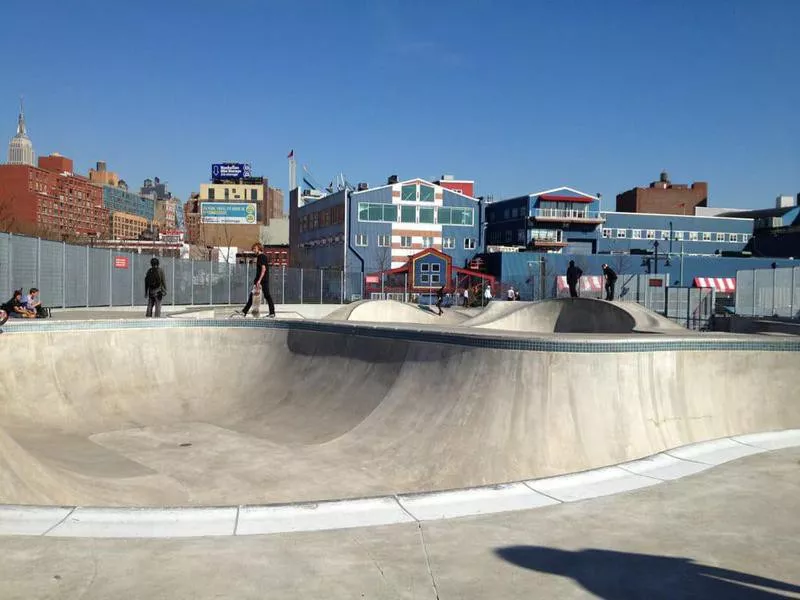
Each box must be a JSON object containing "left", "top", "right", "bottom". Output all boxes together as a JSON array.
[{"left": 287, "top": 150, "right": 294, "bottom": 159}]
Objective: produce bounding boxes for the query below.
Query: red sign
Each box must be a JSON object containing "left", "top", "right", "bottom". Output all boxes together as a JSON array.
[
  {"left": 648, "top": 278, "right": 663, "bottom": 288},
  {"left": 114, "top": 256, "right": 129, "bottom": 269}
]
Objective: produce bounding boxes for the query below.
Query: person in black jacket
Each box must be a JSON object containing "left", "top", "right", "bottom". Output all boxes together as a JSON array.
[
  {"left": 566, "top": 260, "right": 583, "bottom": 298},
  {"left": 242, "top": 242, "right": 276, "bottom": 318},
  {"left": 435, "top": 286, "right": 445, "bottom": 315},
  {"left": 144, "top": 258, "right": 167, "bottom": 318},
  {"left": 602, "top": 263, "right": 618, "bottom": 301}
]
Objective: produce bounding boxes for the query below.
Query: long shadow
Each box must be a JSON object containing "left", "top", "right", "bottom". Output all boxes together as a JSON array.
[{"left": 495, "top": 546, "right": 800, "bottom": 599}]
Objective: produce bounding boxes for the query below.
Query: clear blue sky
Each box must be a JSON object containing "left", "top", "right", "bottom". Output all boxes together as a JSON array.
[{"left": 2, "top": 0, "right": 798, "bottom": 210}]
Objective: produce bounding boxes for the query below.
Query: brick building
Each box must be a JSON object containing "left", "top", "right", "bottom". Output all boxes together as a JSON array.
[
  {"left": 0, "top": 153, "right": 110, "bottom": 238},
  {"left": 112, "top": 211, "right": 150, "bottom": 240},
  {"left": 616, "top": 172, "right": 708, "bottom": 215}
]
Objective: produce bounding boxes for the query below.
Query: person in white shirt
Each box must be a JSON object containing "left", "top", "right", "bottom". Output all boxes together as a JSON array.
[
  {"left": 463, "top": 288, "right": 469, "bottom": 306},
  {"left": 507, "top": 286, "right": 515, "bottom": 301},
  {"left": 484, "top": 285, "right": 493, "bottom": 302}
]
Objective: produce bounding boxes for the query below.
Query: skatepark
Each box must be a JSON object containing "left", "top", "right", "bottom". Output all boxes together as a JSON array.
[{"left": 0, "top": 298, "right": 798, "bottom": 598}]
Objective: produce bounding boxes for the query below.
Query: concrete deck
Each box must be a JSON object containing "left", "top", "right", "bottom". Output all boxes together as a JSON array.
[{"left": 1, "top": 448, "right": 798, "bottom": 599}]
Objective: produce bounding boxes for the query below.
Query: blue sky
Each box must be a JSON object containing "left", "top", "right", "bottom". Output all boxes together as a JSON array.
[{"left": 1, "top": 0, "right": 798, "bottom": 210}]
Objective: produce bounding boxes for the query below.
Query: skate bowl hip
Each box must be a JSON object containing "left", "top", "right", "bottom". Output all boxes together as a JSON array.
[
  {"left": 465, "top": 297, "right": 686, "bottom": 334},
  {"left": 0, "top": 320, "right": 797, "bottom": 508},
  {"left": 325, "top": 299, "right": 468, "bottom": 325}
]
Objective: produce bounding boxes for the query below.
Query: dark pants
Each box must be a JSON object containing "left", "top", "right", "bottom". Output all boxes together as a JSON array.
[
  {"left": 568, "top": 283, "right": 579, "bottom": 298},
  {"left": 605, "top": 281, "right": 616, "bottom": 301},
  {"left": 243, "top": 284, "right": 275, "bottom": 316},
  {"left": 436, "top": 299, "right": 443, "bottom": 315},
  {"left": 146, "top": 292, "right": 163, "bottom": 318}
]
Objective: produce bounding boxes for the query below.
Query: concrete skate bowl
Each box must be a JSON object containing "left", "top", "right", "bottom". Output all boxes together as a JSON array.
[
  {"left": 325, "top": 299, "right": 469, "bottom": 325},
  {"left": 466, "top": 297, "right": 688, "bottom": 334},
  {"left": 0, "top": 320, "right": 798, "bottom": 511}
]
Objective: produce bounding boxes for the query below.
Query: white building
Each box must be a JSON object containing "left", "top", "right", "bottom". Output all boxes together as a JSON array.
[{"left": 7, "top": 100, "right": 35, "bottom": 166}]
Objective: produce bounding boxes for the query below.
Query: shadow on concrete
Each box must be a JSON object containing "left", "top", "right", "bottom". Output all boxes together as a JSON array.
[{"left": 495, "top": 546, "right": 800, "bottom": 599}]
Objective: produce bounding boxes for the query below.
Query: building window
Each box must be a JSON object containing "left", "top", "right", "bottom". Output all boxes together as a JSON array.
[
  {"left": 517, "top": 229, "right": 526, "bottom": 243},
  {"left": 401, "top": 184, "right": 417, "bottom": 202},
  {"left": 224, "top": 188, "right": 230, "bottom": 200},
  {"left": 646, "top": 230, "right": 656, "bottom": 240},
  {"left": 464, "top": 238, "right": 477, "bottom": 250},
  {"left": 511, "top": 208, "right": 518, "bottom": 219},
  {"left": 674, "top": 231, "right": 684, "bottom": 241},
  {"left": 616, "top": 229, "right": 627, "bottom": 238},
  {"left": 631, "top": 229, "right": 642, "bottom": 239},
  {"left": 716, "top": 232, "right": 725, "bottom": 242},
  {"left": 422, "top": 236, "right": 434, "bottom": 247},
  {"left": 728, "top": 233, "right": 738, "bottom": 243},
  {"left": 505, "top": 230, "right": 512, "bottom": 242},
  {"left": 743, "top": 234, "right": 752, "bottom": 243},
  {"left": 209, "top": 189, "right": 216, "bottom": 200},
  {"left": 702, "top": 232, "right": 712, "bottom": 241},
  {"left": 419, "top": 207, "right": 435, "bottom": 224},
  {"left": 602, "top": 229, "right": 612, "bottom": 238},
  {"left": 443, "top": 237, "right": 455, "bottom": 249},
  {"left": 661, "top": 230, "right": 670, "bottom": 240},
  {"left": 419, "top": 185, "right": 435, "bottom": 202},
  {"left": 377, "top": 234, "right": 391, "bottom": 247},
  {"left": 689, "top": 231, "right": 698, "bottom": 241},
  {"left": 250, "top": 189, "right": 258, "bottom": 201},
  {"left": 504, "top": 209, "right": 510, "bottom": 220},
  {"left": 431, "top": 263, "right": 441, "bottom": 272},
  {"left": 355, "top": 234, "right": 368, "bottom": 247},
  {"left": 436, "top": 206, "right": 472, "bottom": 226},
  {"left": 401, "top": 205, "right": 416, "bottom": 223},
  {"left": 488, "top": 212, "right": 495, "bottom": 223},
  {"left": 400, "top": 236, "right": 412, "bottom": 248}
]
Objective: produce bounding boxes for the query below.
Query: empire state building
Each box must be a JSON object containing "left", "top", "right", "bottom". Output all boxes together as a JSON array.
[{"left": 7, "top": 100, "right": 35, "bottom": 166}]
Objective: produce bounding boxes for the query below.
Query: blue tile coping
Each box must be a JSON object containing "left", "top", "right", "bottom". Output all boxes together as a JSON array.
[{"left": 3, "top": 317, "right": 800, "bottom": 354}]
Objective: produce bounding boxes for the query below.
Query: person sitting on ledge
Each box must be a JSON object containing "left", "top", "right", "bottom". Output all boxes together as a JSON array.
[
  {"left": 2, "top": 290, "right": 36, "bottom": 318},
  {"left": 23, "top": 288, "right": 49, "bottom": 318}
]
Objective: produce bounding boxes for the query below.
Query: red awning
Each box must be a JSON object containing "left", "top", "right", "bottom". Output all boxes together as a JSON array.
[
  {"left": 557, "top": 275, "right": 603, "bottom": 292},
  {"left": 694, "top": 277, "right": 736, "bottom": 293},
  {"left": 538, "top": 194, "right": 595, "bottom": 203}
]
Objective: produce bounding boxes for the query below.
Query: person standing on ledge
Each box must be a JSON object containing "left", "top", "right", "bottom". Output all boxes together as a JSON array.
[
  {"left": 242, "top": 242, "right": 276, "bottom": 318},
  {"left": 566, "top": 260, "right": 583, "bottom": 298},
  {"left": 144, "top": 258, "right": 167, "bottom": 318},
  {"left": 602, "top": 263, "right": 618, "bottom": 301}
]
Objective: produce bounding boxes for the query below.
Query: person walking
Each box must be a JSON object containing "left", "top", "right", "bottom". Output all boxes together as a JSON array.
[
  {"left": 484, "top": 285, "right": 493, "bottom": 304},
  {"left": 463, "top": 287, "right": 469, "bottom": 307},
  {"left": 566, "top": 260, "right": 583, "bottom": 298},
  {"left": 507, "top": 286, "right": 516, "bottom": 301},
  {"left": 145, "top": 258, "right": 167, "bottom": 318},
  {"left": 435, "top": 286, "right": 445, "bottom": 316},
  {"left": 242, "top": 242, "right": 276, "bottom": 318},
  {"left": 602, "top": 263, "right": 618, "bottom": 301}
]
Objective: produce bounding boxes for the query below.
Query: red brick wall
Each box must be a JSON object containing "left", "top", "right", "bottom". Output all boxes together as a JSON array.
[{"left": 616, "top": 182, "right": 708, "bottom": 215}]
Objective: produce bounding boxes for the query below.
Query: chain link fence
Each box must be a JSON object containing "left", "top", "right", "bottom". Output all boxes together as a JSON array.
[
  {"left": 0, "top": 232, "right": 362, "bottom": 309},
  {"left": 735, "top": 266, "right": 800, "bottom": 318}
]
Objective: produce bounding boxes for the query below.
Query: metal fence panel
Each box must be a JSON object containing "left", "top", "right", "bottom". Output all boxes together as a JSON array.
[
  {"left": 284, "top": 268, "right": 302, "bottom": 304},
  {"left": 302, "top": 269, "right": 322, "bottom": 304},
  {"left": 735, "top": 269, "right": 754, "bottom": 316},
  {"left": 111, "top": 251, "right": 135, "bottom": 307},
  {"left": 10, "top": 235, "right": 37, "bottom": 295},
  {"left": 212, "top": 262, "right": 230, "bottom": 305},
  {"left": 772, "top": 268, "right": 793, "bottom": 318},
  {"left": 193, "top": 260, "right": 212, "bottom": 305},
  {"left": 174, "top": 259, "right": 193, "bottom": 305},
  {"left": 793, "top": 267, "right": 800, "bottom": 319},
  {"left": 754, "top": 269, "right": 775, "bottom": 317},
  {"left": 39, "top": 239, "right": 64, "bottom": 309},
  {"left": 87, "top": 248, "right": 111, "bottom": 306},
  {"left": 231, "top": 262, "right": 250, "bottom": 306},
  {"left": 0, "top": 233, "right": 9, "bottom": 301},
  {"left": 65, "top": 244, "right": 88, "bottom": 307}
]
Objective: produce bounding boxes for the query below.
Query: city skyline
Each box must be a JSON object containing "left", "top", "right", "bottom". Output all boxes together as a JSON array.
[{"left": 2, "top": 0, "right": 799, "bottom": 209}]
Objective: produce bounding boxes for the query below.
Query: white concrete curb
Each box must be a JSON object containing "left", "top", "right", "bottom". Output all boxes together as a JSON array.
[{"left": 0, "top": 430, "right": 797, "bottom": 539}]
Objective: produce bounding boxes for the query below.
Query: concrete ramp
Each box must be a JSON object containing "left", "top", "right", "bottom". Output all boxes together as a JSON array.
[
  {"left": 0, "top": 324, "right": 796, "bottom": 507},
  {"left": 325, "top": 299, "right": 468, "bottom": 325},
  {"left": 467, "top": 298, "right": 686, "bottom": 334}
]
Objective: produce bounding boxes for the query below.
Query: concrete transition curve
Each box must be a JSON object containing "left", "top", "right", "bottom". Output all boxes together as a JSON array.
[{"left": 0, "top": 317, "right": 798, "bottom": 511}]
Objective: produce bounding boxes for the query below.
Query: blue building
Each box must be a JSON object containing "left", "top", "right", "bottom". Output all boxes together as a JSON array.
[
  {"left": 599, "top": 212, "right": 754, "bottom": 256},
  {"left": 486, "top": 187, "right": 604, "bottom": 254},
  {"left": 292, "top": 178, "right": 483, "bottom": 279},
  {"left": 102, "top": 186, "right": 155, "bottom": 222}
]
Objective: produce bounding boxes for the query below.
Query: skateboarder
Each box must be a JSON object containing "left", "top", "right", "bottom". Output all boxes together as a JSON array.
[
  {"left": 242, "top": 242, "right": 275, "bottom": 318},
  {"left": 566, "top": 260, "right": 583, "bottom": 298},
  {"left": 144, "top": 258, "right": 167, "bottom": 318},
  {"left": 602, "top": 263, "right": 618, "bottom": 301},
  {"left": 435, "top": 286, "right": 445, "bottom": 316}
]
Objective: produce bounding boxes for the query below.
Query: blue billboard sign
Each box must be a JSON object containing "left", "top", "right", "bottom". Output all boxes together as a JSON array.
[
  {"left": 200, "top": 202, "right": 258, "bottom": 224},
  {"left": 211, "top": 163, "right": 252, "bottom": 181}
]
